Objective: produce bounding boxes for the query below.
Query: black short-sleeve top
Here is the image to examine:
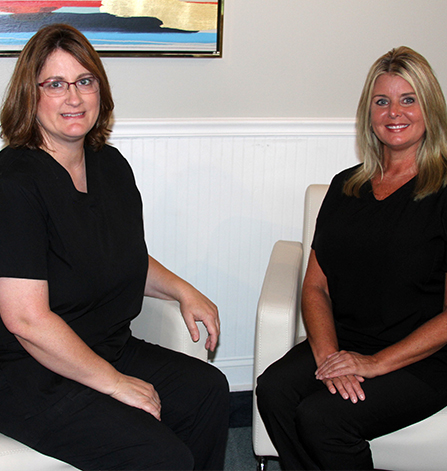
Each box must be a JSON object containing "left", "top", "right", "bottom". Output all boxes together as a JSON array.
[
  {"left": 312, "top": 165, "right": 447, "bottom": 373},
  {"left": 0, "top": 145, "right": 148, "bottom": 364}
]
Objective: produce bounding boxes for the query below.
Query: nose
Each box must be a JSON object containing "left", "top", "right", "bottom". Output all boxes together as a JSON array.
[
  {"left": 65, "top": 83, "right": 83, "bottom": 104},
  {"left": 388, "top": 102, "right": 402, "bottom": 118}
]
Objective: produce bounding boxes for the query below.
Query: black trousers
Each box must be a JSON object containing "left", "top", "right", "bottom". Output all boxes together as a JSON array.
[
  {"left": 256, "top": 340, "right": 447, "bottom": 471},
  {"left": 2, "top": 337, "right": 229, "bottom": 470}
]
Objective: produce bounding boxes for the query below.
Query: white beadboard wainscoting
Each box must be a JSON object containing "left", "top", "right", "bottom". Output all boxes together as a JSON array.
[{"left": 110, "top": 118, "right": 358, "bottom": 391}]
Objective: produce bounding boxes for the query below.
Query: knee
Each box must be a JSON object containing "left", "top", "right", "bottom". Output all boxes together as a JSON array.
[
  {"left": 256, "top": 369, "right": 273, "bottom": 405},
  {"left": 208, "top": 363, "right": 230, "bottom": 395},
  {"left": 190, "top": 362, "right": 230, "bottom": 416},
  {"left": 256, "top": 365, "right": 286, "bottom": 414},
  {"left": 199, "top": 363, "right": 229, "bottom": 401}
]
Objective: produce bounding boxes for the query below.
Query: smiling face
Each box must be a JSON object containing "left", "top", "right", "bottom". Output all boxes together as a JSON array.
[
  {"left": 36, "top": 48, "right": 100, "bottom": 151},
  {"left": 370, "top": 73, "right": 426, "bottom": 159}
]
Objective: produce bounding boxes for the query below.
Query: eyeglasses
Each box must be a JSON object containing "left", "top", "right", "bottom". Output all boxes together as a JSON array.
[{"left": 38, "top": 76, "right": 99, "bottom": 97}]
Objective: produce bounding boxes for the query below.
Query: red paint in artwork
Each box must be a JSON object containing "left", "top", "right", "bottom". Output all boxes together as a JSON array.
[{"left": 0, "top": 1, "right": 102, "bottom": 14}]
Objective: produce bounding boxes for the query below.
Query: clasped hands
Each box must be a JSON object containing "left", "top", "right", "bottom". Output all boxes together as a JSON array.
[{"left": 315, "top": 350, "right": 379, "bottom": 403}]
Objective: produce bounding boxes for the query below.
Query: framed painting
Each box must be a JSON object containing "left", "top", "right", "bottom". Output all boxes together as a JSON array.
[{"left": 0, "top": 0, "right": 224, "bottom": 57}]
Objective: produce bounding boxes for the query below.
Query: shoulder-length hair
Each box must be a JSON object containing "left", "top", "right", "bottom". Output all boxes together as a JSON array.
[
  {"left": 344, "top": 46, "right": 447, "bottom": 200},
  {"left": 1, "top": 23, "right": 114, "bottom": 151}
]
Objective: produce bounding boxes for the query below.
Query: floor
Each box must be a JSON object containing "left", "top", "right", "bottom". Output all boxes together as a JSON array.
[
  {"left": 224, "top": 426, "right": 281, "bottom": 471},
  {"left": 224, "top": 391, "right": 281, "bottom": 471}
]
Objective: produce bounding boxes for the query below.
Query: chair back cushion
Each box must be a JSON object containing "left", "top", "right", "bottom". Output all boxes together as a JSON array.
[{"left": 296, "top": 184, "right": 328, "bottom": 337}]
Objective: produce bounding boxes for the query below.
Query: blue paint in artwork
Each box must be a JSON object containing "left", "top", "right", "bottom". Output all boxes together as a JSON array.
[
  {"left": 0, "top": 31, "right": 216, "bottom": 47},
  {"left": 0, "top": 33, "right": 34, "bottom": 45},
  {"left": 57, "top": 8, "right": 101, "bottom": 14},
  {"left": 86, "top": 31, "right": 216, "bottom": 46}
]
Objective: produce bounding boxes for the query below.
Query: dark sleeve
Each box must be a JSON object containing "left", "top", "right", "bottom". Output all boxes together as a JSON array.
[
  {"left": 442, "top": 195, "right": 447, "bottom": 272},
  {"left": 0, "top": 178, "right": 48, "bottom": 279},
  {"left": 311, "top": 167, "right": 355, "bottom": 250}
]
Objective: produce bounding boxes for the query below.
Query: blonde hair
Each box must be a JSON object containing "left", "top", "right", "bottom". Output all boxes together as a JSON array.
[
  {"left": 1, "top": 24, "right": 114, "bottom": 151},
  {"left": 344, "top": 46, "right": 447, "bottom": 200}
]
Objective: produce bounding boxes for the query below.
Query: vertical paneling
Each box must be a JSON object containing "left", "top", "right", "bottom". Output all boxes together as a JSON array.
[{"left": 110, "top": 120, "right": 358, "bottom": 389}]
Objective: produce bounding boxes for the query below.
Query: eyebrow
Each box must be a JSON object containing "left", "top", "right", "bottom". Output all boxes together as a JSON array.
[
  {"left": 41, "top": 72, "right": 94, "bottom": 81},
  {"left": 372, "top": 92, "right": 417, "bottom": 101}
]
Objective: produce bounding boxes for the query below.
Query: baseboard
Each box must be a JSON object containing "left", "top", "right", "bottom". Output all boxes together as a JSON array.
[{"left": 210, "top": 356, "right": 254, "bottom": 391}]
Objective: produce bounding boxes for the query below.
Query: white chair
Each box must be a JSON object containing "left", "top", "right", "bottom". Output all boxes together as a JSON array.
[
  {"left": 253, "top": 183, "right": 447, "bottom": 471},
  {"left": 0, "top": 297, "right": 207, "bottom": 470}
]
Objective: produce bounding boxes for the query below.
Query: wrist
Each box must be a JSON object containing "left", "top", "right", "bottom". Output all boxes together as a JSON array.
[
  {"left": 313, "top": 348, "right": 339, "bottom": 367},
  {"left": 94, "top": 364, "right": 122, "bottom": 396}
]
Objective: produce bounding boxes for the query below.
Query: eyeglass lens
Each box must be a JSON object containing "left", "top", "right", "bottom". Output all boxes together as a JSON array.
[{"left": 40, "top": 77, "right": 99, "bottom": 96}]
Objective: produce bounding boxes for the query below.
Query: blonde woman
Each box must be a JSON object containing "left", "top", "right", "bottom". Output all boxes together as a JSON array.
[{"left": 257, "top": 47, "right": 447, "bottom": 470}]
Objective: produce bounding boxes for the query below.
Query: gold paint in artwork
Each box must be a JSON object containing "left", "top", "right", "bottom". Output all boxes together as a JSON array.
[{"left": 100, "top": 0, "right": 218, "bottom": 31}]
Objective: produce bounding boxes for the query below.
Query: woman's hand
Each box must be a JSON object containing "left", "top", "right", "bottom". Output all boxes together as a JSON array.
[
  {"left": 178, "top": 286, "right": 220, "bottom": 352},
  {"left": 316, "top": 350, "right": 380, "bottom": 381},
  {"left": 145, "top": 256, "right": 221, "bottom": 352},
  {"left": 110, "top": 374, "right": 162, "bottom": 420},
  {"left": 315, "top": 350, "right": 385, "bottom": 403},
  {"left": 322, "top": 374, "right": 366, "bottom": 403}
]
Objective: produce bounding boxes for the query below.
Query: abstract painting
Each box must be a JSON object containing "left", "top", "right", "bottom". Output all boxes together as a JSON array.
[{"left": 0, "top": 0, "right": 224, "bottom": 56}]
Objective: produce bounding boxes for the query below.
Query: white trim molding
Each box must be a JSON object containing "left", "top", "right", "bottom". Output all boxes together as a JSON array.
[{"left": 111, "top": 118, "right": 356, "bottom": 139}]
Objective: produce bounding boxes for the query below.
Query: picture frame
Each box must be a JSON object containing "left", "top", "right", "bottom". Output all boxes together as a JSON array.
[{"left": 0, "top": 0, "right": 224, "bottom": 57}]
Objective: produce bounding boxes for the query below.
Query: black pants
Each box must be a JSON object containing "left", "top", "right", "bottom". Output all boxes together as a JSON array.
[
  {"left": 256, "top": 340, "right": 447, "bottom": 471},
  {"left": 2, "top": 337, "right": 229, "bottom": 470}
]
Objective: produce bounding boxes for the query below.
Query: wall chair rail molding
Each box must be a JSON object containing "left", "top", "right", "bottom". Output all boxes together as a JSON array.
[{"left": 111, "top": 118, "right": 356, "bottom": 138}]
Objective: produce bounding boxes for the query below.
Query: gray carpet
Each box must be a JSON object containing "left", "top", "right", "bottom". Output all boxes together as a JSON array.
[
  {"left": 224, "top": 426, "right": 281, "bottom": 471},
  {"left": 224, "top": 392, "right": 281, "bottom": 470}
]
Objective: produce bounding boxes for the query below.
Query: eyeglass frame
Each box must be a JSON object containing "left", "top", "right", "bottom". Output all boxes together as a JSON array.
[{"left": 37, "top": 76, "right": 100, "bottom": 97}]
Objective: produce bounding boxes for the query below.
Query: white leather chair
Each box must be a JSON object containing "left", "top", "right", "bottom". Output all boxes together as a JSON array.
[
  {"left": 0, "top": 296, "right": 207, "bottom": 470},
  {"left": 253, "top": 183, "right": 447, "bottom": 471}
]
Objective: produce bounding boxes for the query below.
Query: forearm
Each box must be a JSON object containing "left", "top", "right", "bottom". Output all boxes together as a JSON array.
[
  {"left": 14, "top": 311, "right": 120, "bottom": 395},
  {"left": 144, "top": 255, "right": 220, "bottom": 351},
  {"left": 144, "top": 255, "right": 192, "bottom": 302},
  {"left": 372, "top": 310, "right": 447, "bottom": 376},
  {"left": 302, "top": 284, "right": 339, "bottom": 365},
  {"left": 302, "top": 250, "right": 339, "bottom": 365}
]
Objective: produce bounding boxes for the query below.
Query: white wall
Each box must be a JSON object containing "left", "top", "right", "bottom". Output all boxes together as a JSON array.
[
  {"left": 110, "top": 119, "right": 358, "bottom": 390},
  {"left": 85, "top": 0, "right": 447, "bottom": 119},
  {"left": 1, "top": 1, "right": 447, "bottom": 119}
]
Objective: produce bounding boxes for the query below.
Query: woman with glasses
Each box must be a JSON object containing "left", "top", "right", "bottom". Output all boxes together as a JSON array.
[{"left": 0, "top": 24, "right": 228, "bottom": 470}]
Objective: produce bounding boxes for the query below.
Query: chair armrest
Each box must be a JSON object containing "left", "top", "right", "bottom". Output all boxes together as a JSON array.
[
  {"left": 130, "top": 297, "right": 208, "bottom": 362},
  {"left": 253, "top": 240, "right": 304, "bottom": 379},
  {"left": 252, "top": 240, "right": 303, "bottom": 457}
]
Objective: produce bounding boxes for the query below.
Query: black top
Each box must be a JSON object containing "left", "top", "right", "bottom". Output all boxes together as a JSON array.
[
  {"left": 313, "top": 165, "right": 447, "bottom": 383},
  {"left": 0, "top": 145, "right": 148, "bottom": 413}
]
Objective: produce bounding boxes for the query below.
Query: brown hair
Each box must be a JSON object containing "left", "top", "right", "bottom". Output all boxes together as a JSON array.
[
  {"left": 1, "top": 23, "right": 114, "bottom": 151},
  {"left": 344, "top": 46, "right": 447, "bottom": 200}
]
